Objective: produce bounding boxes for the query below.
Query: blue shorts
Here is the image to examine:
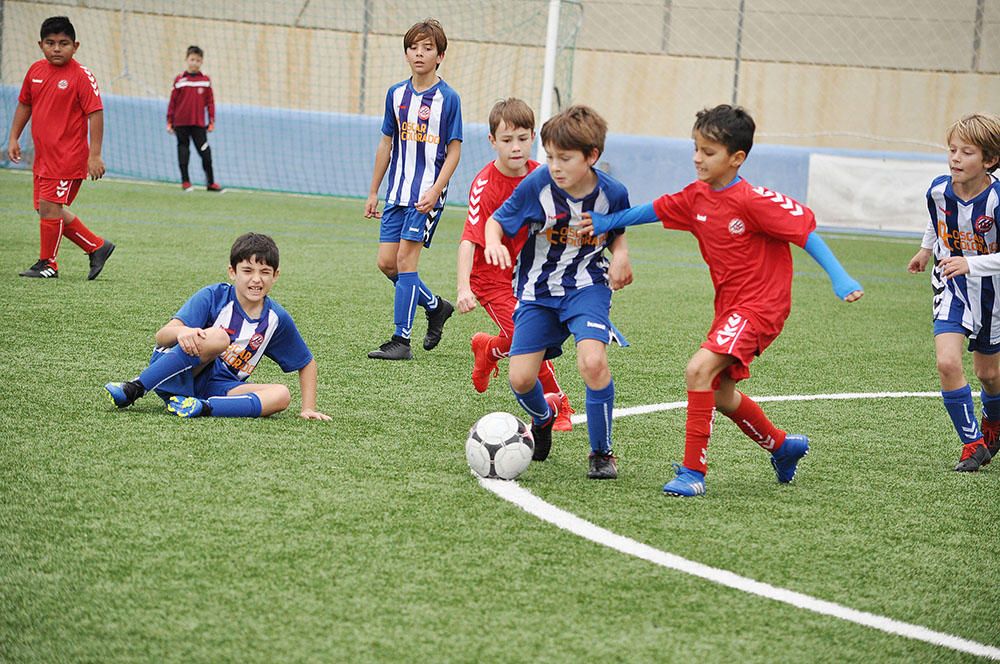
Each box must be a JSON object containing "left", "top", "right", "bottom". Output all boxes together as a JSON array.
[
  {"left": 148, "top": 348, "right": 245, "bottom": 402},
  {"left": 933, "top": 318, "right": 1000, "bottom": 354},
  {"left": 509, "top": 286, "right": 628, "bottom": 360},
  {"left": 380, "top": 204, "right": 444, "bottom": 248}
]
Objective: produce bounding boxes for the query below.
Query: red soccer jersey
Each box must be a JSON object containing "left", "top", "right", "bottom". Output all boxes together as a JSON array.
[
  {"left": 652, "top": 177, "right": 816, "bottom": 333},
  {"left": 167, "top": 71, "right": 215, "bottom": 127},
  {"left": 18, "top": 58, "right": 103, "bottom": 180},
  {"left": 462, "top": 160, "right": 539, "bottom": 301}
]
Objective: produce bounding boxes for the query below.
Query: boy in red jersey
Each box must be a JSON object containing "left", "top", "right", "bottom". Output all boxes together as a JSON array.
[
  {"left": 456, "top": 98, "right": 574, "bottom": 430},
  {"left": 167, "top": 45, "right": 223, "bottom": 192},
  {"left": 581, "top": 104, "right": 863, "bottom": 496},
  {"left": 7, "top": 16, "right": 115, "bottom": 280}
]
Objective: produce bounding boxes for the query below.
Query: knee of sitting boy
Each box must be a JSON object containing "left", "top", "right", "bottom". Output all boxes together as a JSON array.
[{"left": 276, "top": 385, "right": 292, "bottom": 410}]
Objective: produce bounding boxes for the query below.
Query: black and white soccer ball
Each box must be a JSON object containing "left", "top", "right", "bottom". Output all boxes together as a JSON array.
[{"left": 466, "top": 412, "right": 534, "bottom": 480}]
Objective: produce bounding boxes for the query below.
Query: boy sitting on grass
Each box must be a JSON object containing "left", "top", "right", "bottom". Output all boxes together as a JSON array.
[{"left": 105, "top": 233, "right": 330, "bottom": 420}]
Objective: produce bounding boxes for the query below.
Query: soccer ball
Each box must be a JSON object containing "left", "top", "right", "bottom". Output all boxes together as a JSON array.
[{"left": 466, "top": 412, "right": 534, "bottom": 480}]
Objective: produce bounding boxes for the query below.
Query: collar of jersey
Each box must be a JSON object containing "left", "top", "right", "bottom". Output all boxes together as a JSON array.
[{"left": 946, "top": 173, "right": 998, "bottom": 205}]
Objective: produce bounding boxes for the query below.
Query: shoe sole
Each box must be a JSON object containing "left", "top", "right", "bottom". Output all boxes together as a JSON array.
[{"left": 104, "top": 384, "right": 130, "bottom": 408}]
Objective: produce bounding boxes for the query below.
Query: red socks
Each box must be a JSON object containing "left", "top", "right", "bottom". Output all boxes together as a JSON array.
[
  {"left": 684, "top": 390, "right": 788, "bottom": 474},
  {"left": 683, "top": 390, "right": 715, "bottom": 474},
  {"left": 39, "top": 217, "right": 63, "bottom": 266},
  {"left": 488, "top": 334, "right": 511, "bottom": 361},
  {"left": 726, "top": 391, "right": 787, "bottom": 452},
  {"left": 63, "top": 216, "right": 103, "bottom": 253}
]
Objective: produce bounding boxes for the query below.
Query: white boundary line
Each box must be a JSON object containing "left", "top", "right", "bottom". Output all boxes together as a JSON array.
[{"left": 480, "top": 391, "right": 1000, "bottom": 660}]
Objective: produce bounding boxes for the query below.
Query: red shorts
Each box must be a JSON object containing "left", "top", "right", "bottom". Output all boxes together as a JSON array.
[
  {"left": 700, "top": 310, "right": 780, "bottom": 385},
  {"left": 34, "top": 175, "right": 82, "bottom": 210},
  {"left": 478, "top": 292, "right": 517, "bottom": 338}
]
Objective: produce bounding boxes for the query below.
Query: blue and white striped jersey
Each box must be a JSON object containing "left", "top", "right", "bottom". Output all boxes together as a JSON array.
[
  {"left": 381, "top": 78, "right": 463, "bottom": 208},
  {"left": 924, "top": 174, "right": 1000, "bottom": 342},
  {"left": 493, "top": 166, "right": 628, "bottom": 302},
  {"left": 169, "top": 284, "right": 313, "bottom": 381}
]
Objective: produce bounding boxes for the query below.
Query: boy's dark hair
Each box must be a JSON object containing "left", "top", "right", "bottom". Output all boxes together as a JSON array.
[
  {"left": 40, "top": 16, "right": 75, "bottom": 41},
  {"left": 693, "top": 105, "right": 755, "bottom": 156},
  {"left": 230, "top": 233, "right": 279, "bottom": 270},
  {"left": 540, "top": 105, "right": 607, "bottom": 158},
  {"left": 186, "top": 45, "right": 204, "bottom": 58},
  {"left": 403, "top": 19, "right": 447, "bottom": 67},
  {"left": 489, "top": 98, "right": 535, "bottom": 136}
]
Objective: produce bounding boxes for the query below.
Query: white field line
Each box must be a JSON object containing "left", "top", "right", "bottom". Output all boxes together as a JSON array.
[
  {"left": 572, "top": 391, "right": 940, "bottom": 424},
  {"left": 483, "top": 391, "right": 1000, "bottom": 660}
]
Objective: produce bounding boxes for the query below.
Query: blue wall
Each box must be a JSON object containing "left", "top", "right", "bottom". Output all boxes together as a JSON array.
[{"left": 1, "top": 84, "right": 937, "bottom": 208}]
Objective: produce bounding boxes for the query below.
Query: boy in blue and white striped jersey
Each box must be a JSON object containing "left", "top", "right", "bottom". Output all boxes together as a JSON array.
[
  {"left": 484, "top": 105, "right": 633, "bottom": 480},
  {"left": 909, "top": 112, "right": 1000, "bottom": 471},
  {"left": 364, "top": 18, "right": 462, "bottom": 361},
  {"left": 104, "top": 233, "right": 329, "bottom": 420}
]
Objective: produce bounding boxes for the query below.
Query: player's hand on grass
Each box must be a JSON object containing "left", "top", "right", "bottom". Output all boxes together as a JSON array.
[
  {"left": 88, "top": 155, "right": 105, "bottom": 180},
  {"left": 457, "top": 285, "right": 477, "bottom": 313},
  {"left": 364, "top": 194, "right": 381, "bottom": 219},
  {"left": 484, "top": 242, "right": 511, "bottom": 270},
  {"left": 939, "top": 256, "right": 970, "bottom": 280},
  {"left": 176, "top": 326, "right": 207, "bottom": 356},
  {"left": 300, "top": 409, "right": 331, "bottom": 421},
  {"left": 843, "top": 289, "right": 864, "bottom": 302},
  {"left": 907, "top": 248, "right": 931, "bottom": 273},
  {"left": 7, "top": 140, "right": 21, "bottom": 163}
]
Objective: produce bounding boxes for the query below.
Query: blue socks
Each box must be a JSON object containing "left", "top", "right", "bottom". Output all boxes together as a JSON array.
[
  {"left": 513, "top": 380, "right": 552, "bottom": 425},
  {"left": 204, "top": 393, "right": 262, "bottom": 418},
  {"left": 586, "top": 380, "right": 615, "bottom": 454},
  {"left": 138, "top": 347, "right": 202, "bottom": 391},
  {"left": 942, "top": 385, "right": 982, "bottom": 444},
  {"left": 981, "top": 389, "right": 1000, "bottom": 422},
  {"left": 393, "top": 271, "right": 437, "bottom": 338}
]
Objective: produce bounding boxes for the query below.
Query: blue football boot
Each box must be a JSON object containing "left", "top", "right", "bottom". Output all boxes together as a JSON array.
[
  {"left": 105, "top": 380, "right": 143, "bottom": 409},
  {"left": 662, "top": 463, "right": 706, "bottom": 497},
  {"left": 167, "top": 396, "right": 207, "bottom": 418},
  {"left": 771, "top": 434, "right": 809, "bottom": 483}
]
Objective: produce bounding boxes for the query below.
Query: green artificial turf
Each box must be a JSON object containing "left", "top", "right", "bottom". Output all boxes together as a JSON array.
[{"left": 0, "top": 169, "right": 996, "bottom": 663}]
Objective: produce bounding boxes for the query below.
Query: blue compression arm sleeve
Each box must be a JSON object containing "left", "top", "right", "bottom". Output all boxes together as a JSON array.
[
  {"left": 589, "top": 202, "right": 659, "bottom": 235},
  {"left": 803, "top": 232, "right": 863, "bottom": 299}
]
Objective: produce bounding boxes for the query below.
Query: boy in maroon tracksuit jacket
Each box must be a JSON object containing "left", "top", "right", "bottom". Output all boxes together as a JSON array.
[{"left": 166, "top": 45, "right": 222, "bottom": 192}]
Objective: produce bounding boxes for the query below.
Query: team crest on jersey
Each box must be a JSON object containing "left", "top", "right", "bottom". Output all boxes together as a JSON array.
[
  {"left": 728, "top": 218, "right": 746, "bottom": 235},
  {"left": 58, "top": 79, "right": 68, "bottom": 90},
  {"left": 418, "top": 105, "right": 431, "bottom": 120},
  {"left": 975, "top": 215, "right": 995, "bottom": 234},
  {"left": 248, "top": 333, "right": 265, "bottom": 352}
]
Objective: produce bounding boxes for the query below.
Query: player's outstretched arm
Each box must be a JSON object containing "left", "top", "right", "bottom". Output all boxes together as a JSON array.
[
  {"left": 456, "top": 240, "right": 478, "bottom": 313},
  {"left": 803, "top": 232, "right": 863, "bottom": 302},
  {"left": 7, "top": 103, "right": 31, "bottom": 162},
  {"left": 579, "top": 202, "right": 659, "bottom": 237},
  {"left": 365, "top": 135, "right": 392, "bottom": 218},
  {"left": 298, "top": 359, "right": 331, "bottom": 421},
  {"left": 607, "top": 233, "right": 634, "bottom": 291}
]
